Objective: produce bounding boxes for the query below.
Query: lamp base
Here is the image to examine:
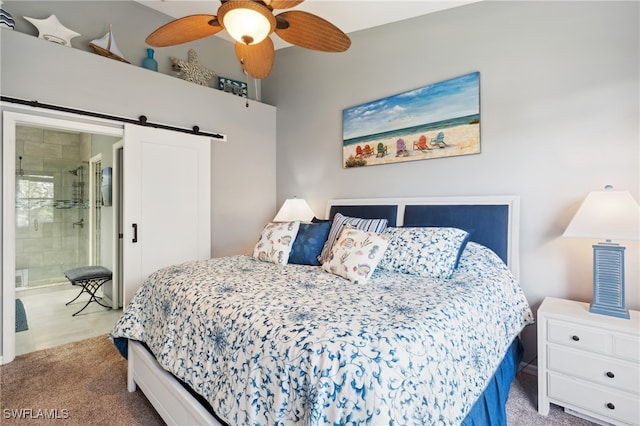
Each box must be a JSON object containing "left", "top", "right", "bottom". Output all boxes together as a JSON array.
[
  {"left": 589, "top": 303, "right": 630, "bottom": 319},
  {"left": 589, "top": 243, "right": 630, "bottom": 320}
]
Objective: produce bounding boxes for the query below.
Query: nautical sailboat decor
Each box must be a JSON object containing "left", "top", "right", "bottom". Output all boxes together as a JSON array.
[
  {"left": 90, "top": 24, "right": 129, "bottom": 64},
  {"left": 0, "top": 2, "right": 15, "bottom": 30}
]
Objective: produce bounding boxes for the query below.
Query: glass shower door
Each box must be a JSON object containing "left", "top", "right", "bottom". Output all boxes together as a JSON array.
[
  {"left": 15, "top": 169, "right": 54, "bottom": 288},
  {"left": 14, "top": 124, "right": 90, "bottom": 289}
]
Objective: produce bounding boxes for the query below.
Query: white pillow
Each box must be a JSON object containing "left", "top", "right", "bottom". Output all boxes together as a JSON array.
[
  {"left": 322, "top": 226, "right": 391, "bottom": 284},
  {"left": 253, "top": 221, "right": 300, "bottom": 265},
  {"left": 379, "top": 227, "right": 470, "bottom": 279}
]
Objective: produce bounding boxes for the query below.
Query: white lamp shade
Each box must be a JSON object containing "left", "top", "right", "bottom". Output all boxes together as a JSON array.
[
  {"left": 563, "top": 188, "right": 640, "bottom": 241},
  {"left": 218, "top": 1, "right": 275, "bottom": 45},
  {"left": 273, "top": 198, "right": 315, "bottom": 222}
]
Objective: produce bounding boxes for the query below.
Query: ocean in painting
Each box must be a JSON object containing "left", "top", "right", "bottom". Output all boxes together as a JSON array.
[{"left": 343, "top": 113, "right": 479, "bottom": 147}]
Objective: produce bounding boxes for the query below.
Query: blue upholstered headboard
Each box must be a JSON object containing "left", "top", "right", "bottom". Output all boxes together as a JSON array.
[
  {"left": 326, "top": 196, "right": 520, "bottom": 278},
  {"left": 328, "top": 205, "right": 399, "bottom": 226}
]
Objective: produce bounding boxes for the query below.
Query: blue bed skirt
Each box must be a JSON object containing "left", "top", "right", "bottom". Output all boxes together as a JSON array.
[
  {"left": 462, "top": 338, "right": 523, "bottom": 425},
  {"left": 114, "top": 337, "right": 522, "bottom": 425}
]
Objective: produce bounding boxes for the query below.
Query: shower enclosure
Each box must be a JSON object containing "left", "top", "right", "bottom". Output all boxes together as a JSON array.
[{"left": 15, "top": 125, "right": 92, "bottom": 289}]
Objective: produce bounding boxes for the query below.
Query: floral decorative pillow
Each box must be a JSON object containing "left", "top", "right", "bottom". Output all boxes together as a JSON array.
[
  {"left": 322, "top": 226, "right": 391, "bottom": 284},
  {"left": 288, "top": 221, "right": 332, "bottom": 266},
  {"left": 319, "top": 213, "right": 388, "bottom": 263},
  {"left": 253, "top": 221, "right": 300, "bottom": 265},
  {"left": 379, "top": 227, "right": 471, "bottom": 279}
]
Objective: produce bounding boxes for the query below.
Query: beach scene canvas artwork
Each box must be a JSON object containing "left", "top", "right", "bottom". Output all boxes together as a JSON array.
[{"left": 343, "top": 72, "right": 480, "bottom": 168}]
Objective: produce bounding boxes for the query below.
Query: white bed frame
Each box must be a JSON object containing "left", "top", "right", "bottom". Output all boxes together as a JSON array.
[
  {"left": 127, "top": 195, "right": 520, "bottom": 425},
  {"left": 128, "top": 339, "right": 222, "bottom": 425}
]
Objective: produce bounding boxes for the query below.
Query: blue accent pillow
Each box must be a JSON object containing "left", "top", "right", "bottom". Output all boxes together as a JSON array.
[{"left": 288, "top": 221, "right": 332, "bottom": 266}]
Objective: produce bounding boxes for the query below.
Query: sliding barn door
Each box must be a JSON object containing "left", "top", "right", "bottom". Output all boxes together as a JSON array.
[{"left": 122, "top": 124, "right": 211, "bottom": 307}]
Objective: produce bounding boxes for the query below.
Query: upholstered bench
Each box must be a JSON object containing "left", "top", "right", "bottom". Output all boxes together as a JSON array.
[{"left": 63, "top": 266, "right": 113, "bottom": 316}]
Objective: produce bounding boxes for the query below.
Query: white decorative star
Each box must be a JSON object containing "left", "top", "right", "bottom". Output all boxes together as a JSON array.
[
  {"left": 24, "top": 14, "right": 81, "bottom": 47},
  {"left": 170, "top": 49, "right": 217, "bottom": 87}
]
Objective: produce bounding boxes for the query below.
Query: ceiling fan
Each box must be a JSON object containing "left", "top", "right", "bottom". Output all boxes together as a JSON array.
[{"left": 146, "top": 0, "right": 351, "bottom": 79}]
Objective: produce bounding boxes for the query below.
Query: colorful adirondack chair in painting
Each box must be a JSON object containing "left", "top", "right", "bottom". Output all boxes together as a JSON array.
[
  {"left": 396, "top": 138, "right": 408, "bottom": 156},
  {"left": 376, "top": 142, "right": 388, "bottom": 157},
  {"left": 413, "top": 134, "right": 430, "bottom": 152},
  {"left": 430, "top": 131, "right": 447, "bottom": 148},
  {"left": 363, "top": 144, "right": 374, "bottom": 157},
  {"left": 355, "top": 145, "right": 364, "bottom": 158}
]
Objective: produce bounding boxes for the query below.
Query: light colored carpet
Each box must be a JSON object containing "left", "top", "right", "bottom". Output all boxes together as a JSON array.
[
  {"left": 1, "top": 335, "right": 596, "bottom": 425},
  {"left": 507, "top": 371, "right": 597, "bottom": 425},
  {"left": 0, "top": 335, "right": 163, "bottom": 425}
]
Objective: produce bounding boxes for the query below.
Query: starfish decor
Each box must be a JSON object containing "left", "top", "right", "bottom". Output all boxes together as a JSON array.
[
  {"left": 24, "top": 14, "right": 80, "bottom": 47},
  {"left": 170, "top": 49, "right": 217, "bottom": 87}
]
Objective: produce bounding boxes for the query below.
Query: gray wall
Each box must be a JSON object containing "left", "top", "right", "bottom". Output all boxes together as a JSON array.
[
  {"left": 263, "top": 1, "right": 640, "bottom": 364},
  {"left": 2, "top": 1, "right": 256, "bottom": 98}
]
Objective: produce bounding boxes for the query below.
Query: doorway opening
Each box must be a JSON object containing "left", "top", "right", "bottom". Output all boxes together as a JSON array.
[{"left": 3, "top": 111, "right": 124, "bottom": 361}]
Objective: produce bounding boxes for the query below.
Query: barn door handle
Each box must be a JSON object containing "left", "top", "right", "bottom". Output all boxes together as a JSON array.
[{"left": 132, "top": 224, "right": 138, "bottom": 243}]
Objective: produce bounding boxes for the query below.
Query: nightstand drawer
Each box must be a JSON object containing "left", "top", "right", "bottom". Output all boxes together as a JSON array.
[
  {"left": 548, "top": 320, "right": 609, "bottom": 354},
  {"left": 548, "top": 372, "right": 640, "bottom": 425},
  {"left": 548, "top": 345, "right": 640, "bottom": 394},
  {"left": 614, "top": 335, "right": 640, "bottom": 362}
]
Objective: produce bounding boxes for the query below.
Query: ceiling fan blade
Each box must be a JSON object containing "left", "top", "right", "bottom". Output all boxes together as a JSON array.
[
  {"left": 275, "top": 11, "right": 350, "bottom": 52},
  {"left": 235, "top": 37, "right": 275, "bottom": 79},
  {"left": 146, "top": 15, "right": 222, "bottom": 47},
  {"left": 266, "top": 0, "right": 305, "bottom": 9}
]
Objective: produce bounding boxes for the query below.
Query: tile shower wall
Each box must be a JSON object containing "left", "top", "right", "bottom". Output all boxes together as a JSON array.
[{"left": 15, "top": 126, "right": 91, "bottom": 288}]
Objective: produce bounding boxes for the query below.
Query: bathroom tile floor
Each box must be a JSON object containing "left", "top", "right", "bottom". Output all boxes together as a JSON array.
[{"left": 15, "top": 283, "right": 123, "bottom": 356}]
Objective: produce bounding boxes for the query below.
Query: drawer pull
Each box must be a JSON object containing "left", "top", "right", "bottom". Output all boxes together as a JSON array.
[
  {"left": 606, "top": 371, "right": 615, "bottom": 378},
  {"left": 571, "top": 335, "right": 580, "bottom": 342},
  {"left": 606, "top": 402, "right": 615, "bottom": 410}
]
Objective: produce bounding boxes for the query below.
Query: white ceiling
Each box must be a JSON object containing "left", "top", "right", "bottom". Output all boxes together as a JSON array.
[{"left": 137, "top": 0, "right": 478, "bottom": 49}]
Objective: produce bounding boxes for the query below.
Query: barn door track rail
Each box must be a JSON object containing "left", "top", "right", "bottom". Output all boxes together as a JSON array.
[{"left": 1, "top": 96, "right": 226, "bottom": 140}]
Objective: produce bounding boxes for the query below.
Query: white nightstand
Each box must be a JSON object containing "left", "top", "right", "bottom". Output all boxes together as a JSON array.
[{"left": 537, "top": 297, "right": 640, "bottom": 426}]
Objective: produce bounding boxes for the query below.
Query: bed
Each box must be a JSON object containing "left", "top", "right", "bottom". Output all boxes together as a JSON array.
[{"left": 111, "top": 196, "right": 534, "bottom": 426}]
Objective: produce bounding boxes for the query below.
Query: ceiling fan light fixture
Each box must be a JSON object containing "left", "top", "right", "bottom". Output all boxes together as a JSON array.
[{"left": 218, "top": 1, "right": 275, "bottom": 45}]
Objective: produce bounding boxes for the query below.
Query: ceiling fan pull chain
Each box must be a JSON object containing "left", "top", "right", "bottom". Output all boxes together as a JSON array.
[
  {"left": 254, "top": 78, "right": 259, "bottom": 104},
  {"left": 241, "top": 59, "right": 250, "bottom": 108}
]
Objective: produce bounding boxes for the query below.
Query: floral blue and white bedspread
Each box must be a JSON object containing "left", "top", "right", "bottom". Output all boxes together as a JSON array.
[{"left": 111, "top": 242, "right": 533, "bottom": 425}]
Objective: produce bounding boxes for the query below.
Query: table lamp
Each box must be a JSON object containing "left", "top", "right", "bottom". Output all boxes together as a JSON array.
[
  {"left": 563, "top": 185, "right": 640, "bottom": 319},
  {"left": 273, "top": 197, "right": 315, "bottom": 222}
]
